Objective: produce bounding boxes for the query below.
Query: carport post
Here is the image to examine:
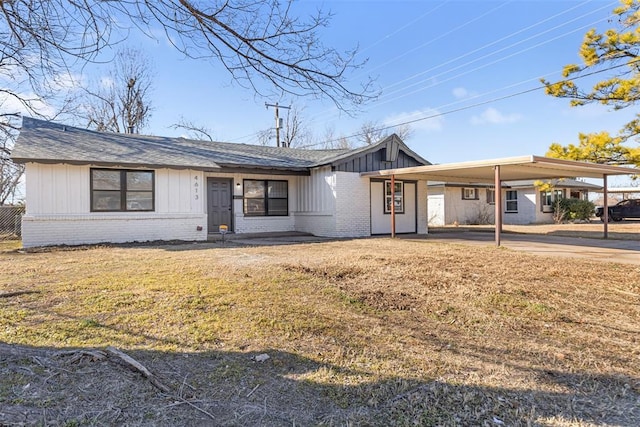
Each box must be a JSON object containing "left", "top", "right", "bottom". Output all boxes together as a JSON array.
[
  {"left": 494, "top": 165, "right": 502, "bottom": 246},
  {"left": 391, "top": 174, "right": 396, "bottom": 238},
  {"left": 603, "top": 174, "right": 608, "bottom": 239}
]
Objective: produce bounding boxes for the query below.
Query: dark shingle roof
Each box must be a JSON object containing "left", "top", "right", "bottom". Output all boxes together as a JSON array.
[{"left": 11, "top": 117, "right": 354, "bottom": 171}]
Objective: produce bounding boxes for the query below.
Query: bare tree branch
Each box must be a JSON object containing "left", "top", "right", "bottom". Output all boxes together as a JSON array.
[
  {"left": 170, "top": 117, "right": 215, "bottom": 141},
  {"left": 0, "top": 0, "right": 376, "bottom": 122}
]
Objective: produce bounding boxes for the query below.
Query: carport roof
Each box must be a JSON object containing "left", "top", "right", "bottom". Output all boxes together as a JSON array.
[
  {"left": 360, "top": 155, "right": 637, "bottom": 183},
  {"left": 361, "top": 155, "right": 637, "bottom": 245}
]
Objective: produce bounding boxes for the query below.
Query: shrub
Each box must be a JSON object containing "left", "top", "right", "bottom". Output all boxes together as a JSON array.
[{"left": 554, "top": 198, "right": 595, "bottom": 222}]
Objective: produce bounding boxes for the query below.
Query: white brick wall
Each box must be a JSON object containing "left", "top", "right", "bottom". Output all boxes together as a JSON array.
[
  {"left": 294, "top": 212, "right": 337, "bottom": 237},
  {"left": 503, "top": 189, "right": 539, "bottom": 225},
  {"left": 21, "top": 213, "right": 207, "bottom": 247},
  {"left": 334, "top": 172, "right": 370, "bottom": 237}
]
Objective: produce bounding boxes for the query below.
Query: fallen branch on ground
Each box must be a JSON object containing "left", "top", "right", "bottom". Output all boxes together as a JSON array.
[{"left": 105, "top": 346, "right": 171, "bottom": 393}]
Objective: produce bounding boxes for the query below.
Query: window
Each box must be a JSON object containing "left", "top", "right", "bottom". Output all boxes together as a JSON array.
[
  {"left": 384, "top": 180, "right": 404, "bottom": 214},
  {"left": 243, "top": 180, "right": 288, "bottom": 216},
  {"left": 462, "top": 188, "right": 479, "bottom": 200},
  {"left": 541, "top": 189, "right": 565, "bottom": 211},
  {"left": 91, "top": 169, "right": 154, "bottom": 212},
  {"left": 486, "top": 188, "right": 495, "bottom": 204},
  {"left": 505, "top": 190, "right": 518, "bottom": 212}
]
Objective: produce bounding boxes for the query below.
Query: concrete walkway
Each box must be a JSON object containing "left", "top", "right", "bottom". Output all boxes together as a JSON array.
[{"left": 414, "top": 231, "right": 640, "bottom": 265}]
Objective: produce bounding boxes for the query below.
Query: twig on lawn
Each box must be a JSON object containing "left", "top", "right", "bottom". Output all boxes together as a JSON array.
[
  {"left": 105, "top": 346, "right": 171, "bottom": 393},
  {"left": 165, "top": 398, "right": 217, "bottom": 420},
  {"left": 246, "top": 384, "right": 260, "bottom": 397}
]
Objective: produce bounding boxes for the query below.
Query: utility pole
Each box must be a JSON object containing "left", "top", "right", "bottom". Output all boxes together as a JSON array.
[{"left": 265, "top": 102, "right": 291, "bottom": 147}]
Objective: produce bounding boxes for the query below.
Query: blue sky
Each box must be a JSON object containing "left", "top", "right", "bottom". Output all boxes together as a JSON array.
[{"left": 87, "top": 1, "right": 634, "bottom": 169}]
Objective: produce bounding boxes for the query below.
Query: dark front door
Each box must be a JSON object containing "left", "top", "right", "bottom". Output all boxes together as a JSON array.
[{"left": 207, "top": 178, "right": 232, "bottom": 232}]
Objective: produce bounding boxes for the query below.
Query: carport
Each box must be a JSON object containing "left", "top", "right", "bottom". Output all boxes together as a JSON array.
[{"left": 361, "top": 155, "right": 637, "bottom": 246}]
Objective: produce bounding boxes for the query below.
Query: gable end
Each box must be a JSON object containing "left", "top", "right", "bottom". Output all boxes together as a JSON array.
[{"left": 333, "top": 148, "right": 423, "bottom": 173}]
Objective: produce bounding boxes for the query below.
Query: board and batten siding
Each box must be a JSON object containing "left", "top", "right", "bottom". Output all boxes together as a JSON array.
[
  {"left": 21, "top": 163, "right": 207, "bottom": 247},
  {"left": 293, "top": 168, "right": 374, "bottom": 238},
  {"left": 333, "top": 150, "right": 422, "bottom": 173},
  {"left": 293, "top": 166, "right": 340, "bottom": 237}
]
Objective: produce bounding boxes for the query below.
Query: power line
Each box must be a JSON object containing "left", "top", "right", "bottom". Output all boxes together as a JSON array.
[
  {"left": 296, "top": 62, "right": 631, "bottom": 149},
  {"left": 228, "top": 1, "right": 620, "bottom": 145},
  {"left": 307, "top": 1, "right": 615, "bottom": 127}
]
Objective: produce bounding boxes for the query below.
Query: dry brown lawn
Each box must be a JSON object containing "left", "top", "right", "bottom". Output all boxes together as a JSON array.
[
  {"left": 0, "top": 236, "right": 638, "bottom": 426},
  {"left": 435, "top": 219, "right": 640, "bottom": 241}
]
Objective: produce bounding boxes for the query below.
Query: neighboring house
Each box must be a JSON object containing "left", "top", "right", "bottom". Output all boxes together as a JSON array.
[
  {"left": 427, "top": 179, "right": 602, "bottom": 226},
  {"left": 11, "top": 117, "right": 430, "bottom": 247}
]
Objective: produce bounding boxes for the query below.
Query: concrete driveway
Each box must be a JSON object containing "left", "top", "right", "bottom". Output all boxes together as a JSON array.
[{"left": 415, "top": 231, "right": 640, "bottom": 265}]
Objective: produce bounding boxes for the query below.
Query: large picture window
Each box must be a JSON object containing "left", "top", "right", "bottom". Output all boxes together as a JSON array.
[
  {"left": 384, "top": 180, "right": 404, "bottom": 214},
  {"left": 243, "top": 180, "right": 288, "bottom": 216},
  {"left": 91, "top": 169, "right": 154, "bottom": 212}
]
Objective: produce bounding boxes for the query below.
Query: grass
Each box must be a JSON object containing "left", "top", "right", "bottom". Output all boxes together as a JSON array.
[
  {"left": 1, "top": 237, "right": 639, "bottom": 425},
  {"left": 436, "top": 219, "right": 640, "bottom": 240}
]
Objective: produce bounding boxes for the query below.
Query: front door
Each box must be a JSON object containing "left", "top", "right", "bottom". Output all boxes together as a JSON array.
[{"left": 207, "top": 178, "right": 233, "bottom": 232}]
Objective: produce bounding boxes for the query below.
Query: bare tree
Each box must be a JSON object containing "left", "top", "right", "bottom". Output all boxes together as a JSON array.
[
  {"left": 256, "top": 129, "right": 274, "bottom": 146},
  {"left": 358, "top": 121, "right": 413, "bottom": 145},
  {"left": 359, "top": 121, "right": 384, "bottom": 145},
  {"left": 170, "top": 117, "right": 215, "bottom": 141},
  {"left": 282, "top": 105, "right": 313, "bottom": 148},
  {"left": 0, "top": 1, "right": 375, "bottom": 129},
  {"left": 84, "top": 48, "right": 153, "bottom": 134},
  {"left": 318, "top": 125, "right": 354, "bottom": 150},
  {"left": 0, "top": 114, "right": 24, "bottom": 205}
]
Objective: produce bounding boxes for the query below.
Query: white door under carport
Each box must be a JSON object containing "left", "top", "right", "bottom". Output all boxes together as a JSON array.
[{"left": 370, "top": 180, "right": 417, "bottom": 234}]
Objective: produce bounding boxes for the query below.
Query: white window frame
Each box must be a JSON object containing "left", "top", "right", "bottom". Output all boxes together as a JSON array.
[
  {"left": 384, "top": 180, "right": 404, "bottom": 214},
  {"left": 505, "top": 190, "right": 518, "bottom": 213}
]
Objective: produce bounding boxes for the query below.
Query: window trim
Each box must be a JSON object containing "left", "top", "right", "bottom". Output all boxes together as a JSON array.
[
  {"left": 243, "top": 179, "right": 289, "bottom": 217},
  {"left": 486, "top": 188, "right": 495, "bottom": 205},
  {"left": 90, "top": 168, "right": 155, "bottom": 212},
  {"left": 384, "top": 180, "right": 404, "bottom": 214},
  {"left": 505, "top": 190, "right": 518, "bottom": 213},
  {"left": 462, "top": 187, "right": 479, "bottom": 200}
]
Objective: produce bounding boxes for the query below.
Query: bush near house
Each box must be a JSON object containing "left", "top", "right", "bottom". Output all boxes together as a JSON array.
[{"left": 554, "top": 198, "right": 595, "bottom": 222}]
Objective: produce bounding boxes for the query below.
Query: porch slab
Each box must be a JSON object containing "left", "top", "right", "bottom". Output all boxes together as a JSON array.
[{"left": 207, "top": 231, "right": 332, "bottom": 246}]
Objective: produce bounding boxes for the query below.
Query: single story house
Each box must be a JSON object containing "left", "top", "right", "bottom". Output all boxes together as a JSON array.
[
  {"left": 11, "top": 117, "right": 431, "bottom": 247},
  {"left": 427, "top": 179, "right": 602, "bottom": 226}
]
